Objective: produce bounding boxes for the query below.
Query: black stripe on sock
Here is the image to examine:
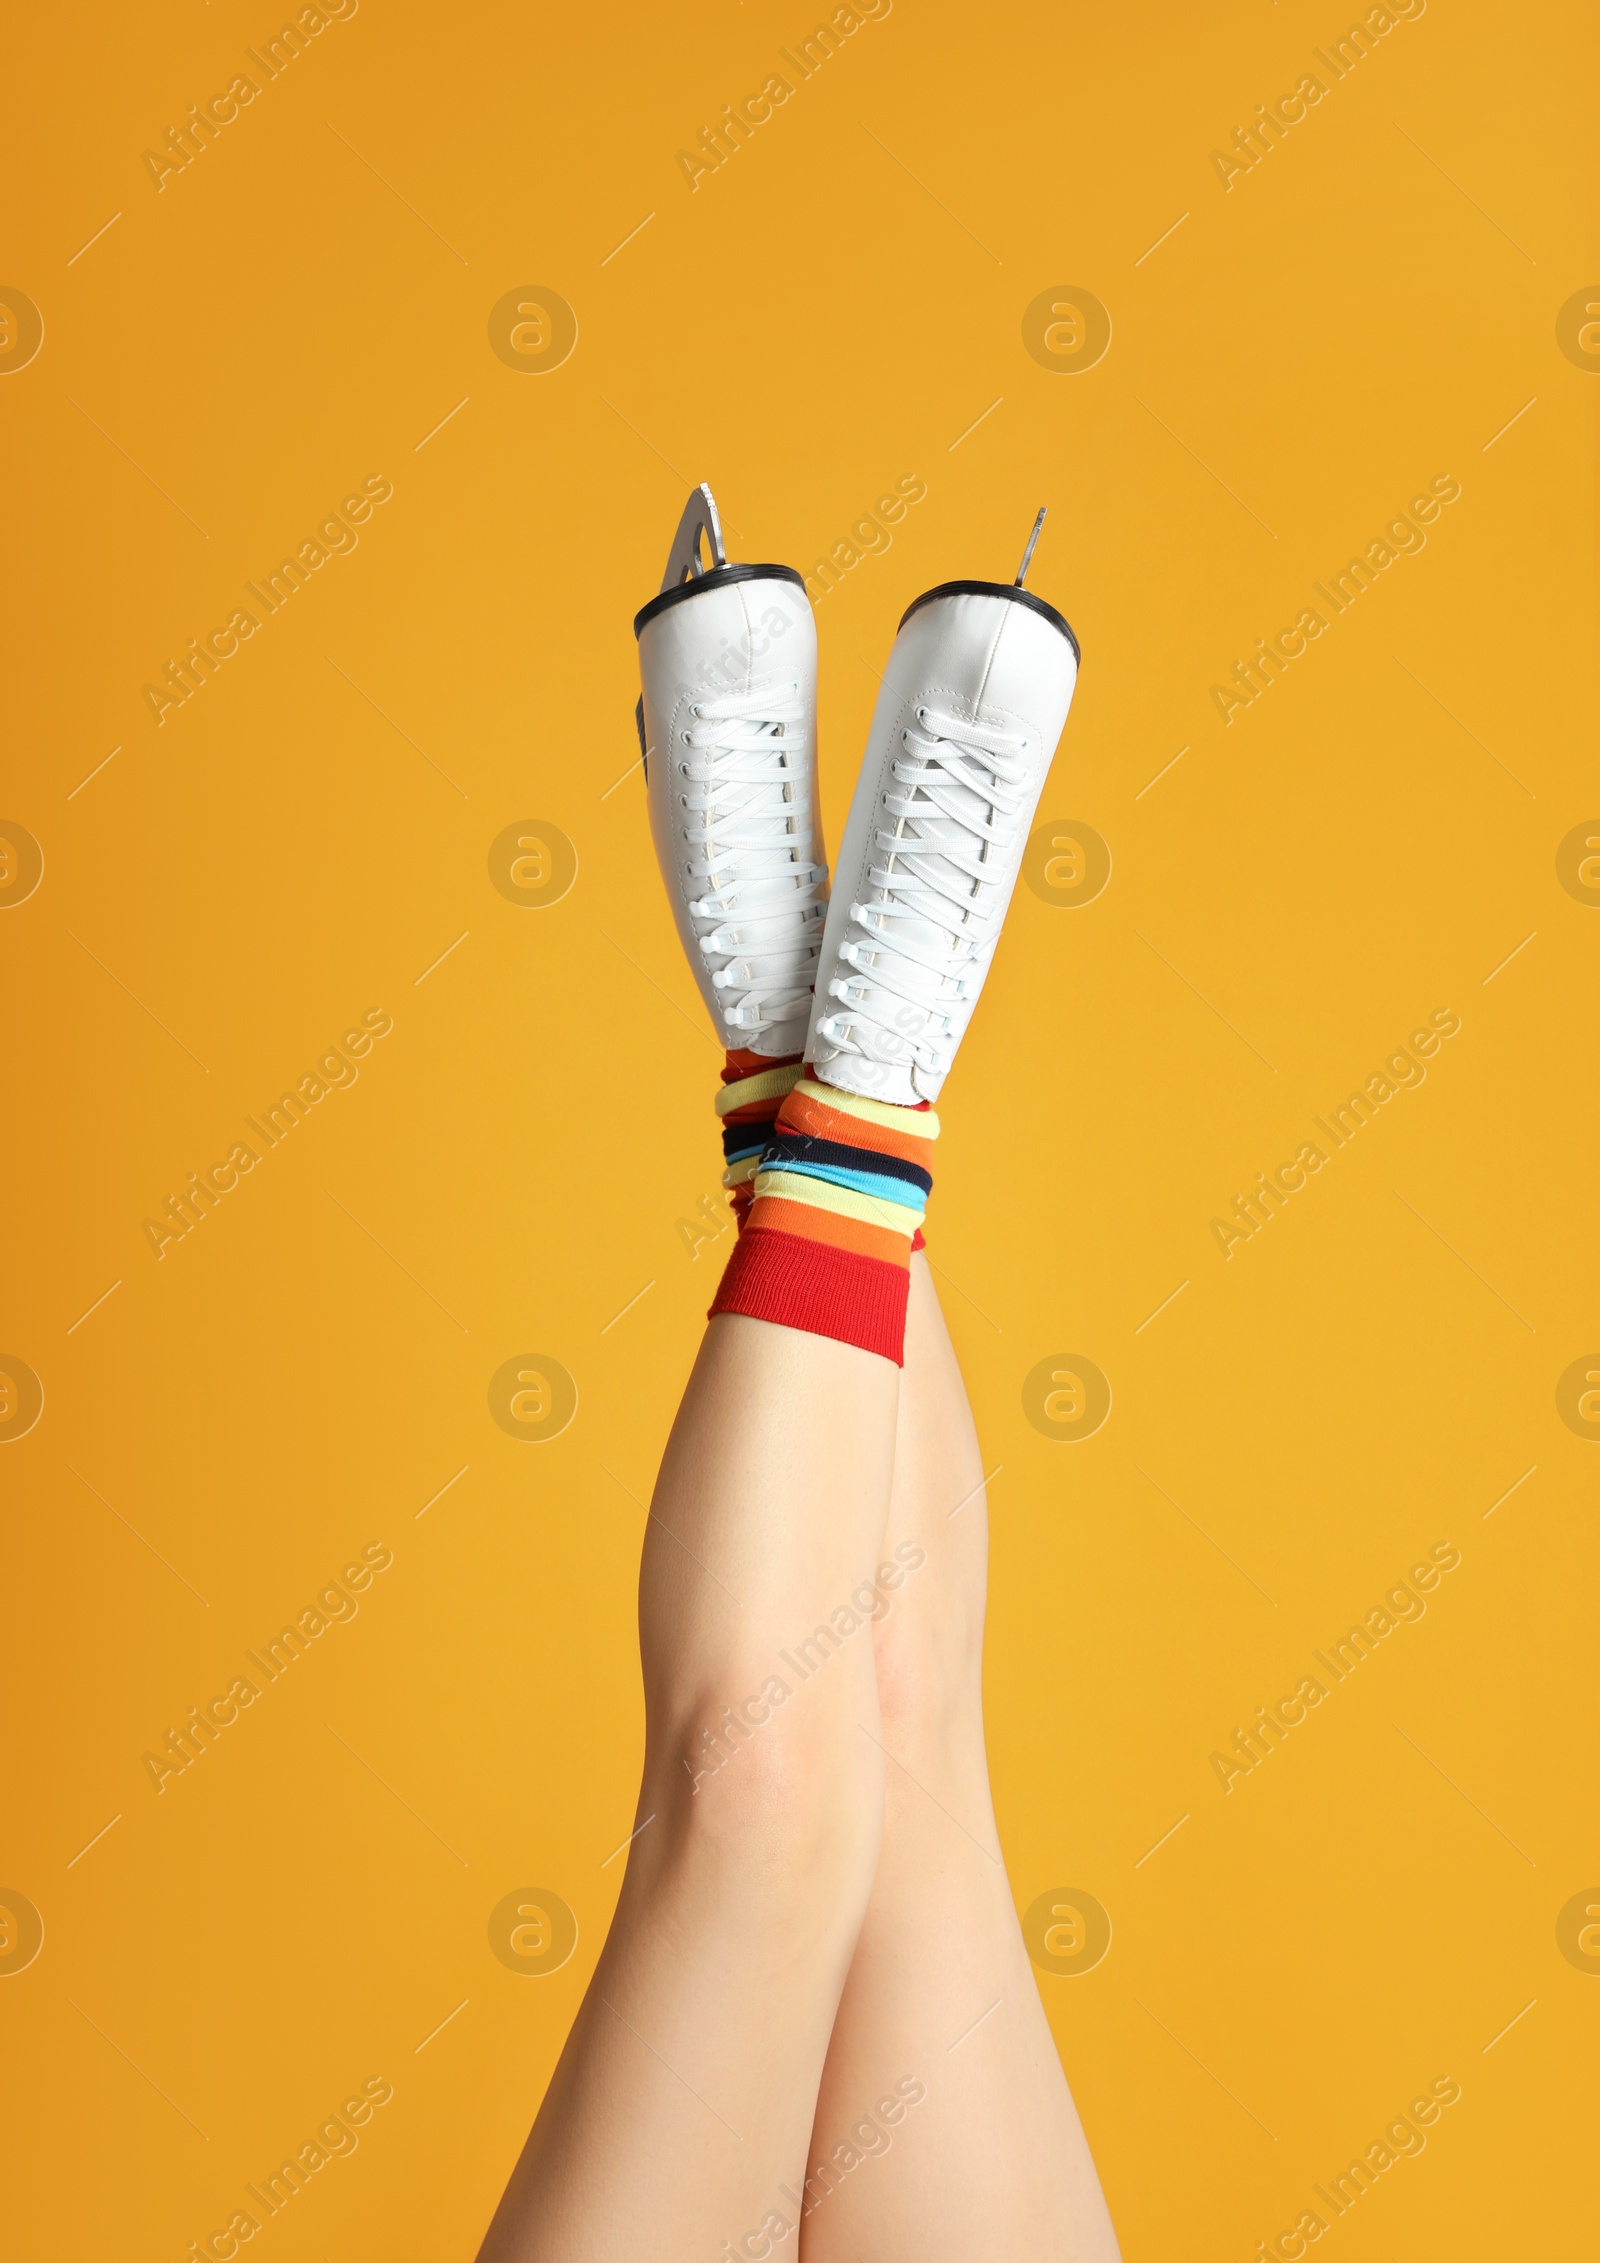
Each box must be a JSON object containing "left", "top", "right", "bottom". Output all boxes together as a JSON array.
[
  {"left": 760, "top": 1130, "right": 933, "bottom": 1196},
  {"left": 723, "top": 1122, "right": 777, "bottom": 1160}
]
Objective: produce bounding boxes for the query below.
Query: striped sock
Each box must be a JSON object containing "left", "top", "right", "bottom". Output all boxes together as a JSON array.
[
  {"left": 709, "top": 1077, "right": 937, "bottom": 1364},
  {"left": 716, "top": 1051, "right": 806, "bottom": 1231}
]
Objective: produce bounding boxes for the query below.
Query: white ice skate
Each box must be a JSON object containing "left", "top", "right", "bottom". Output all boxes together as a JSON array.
[
  {"left": 806, "top": 509, "right": 1079, "bottom": 1104},
  {"left": 634, "top": 484, "right": 827, "bottom": 1059}
]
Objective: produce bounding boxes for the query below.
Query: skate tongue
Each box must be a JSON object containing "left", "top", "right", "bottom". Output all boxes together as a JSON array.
[
  {"left": 880, "top": 909, "right": 956, "bottom": 981},
  {"left": 890, "top": 761, "right": 1005, "bottom": 915},
  {"left": 748, "top": 1019, "right": 810, "bottom": 1060}
]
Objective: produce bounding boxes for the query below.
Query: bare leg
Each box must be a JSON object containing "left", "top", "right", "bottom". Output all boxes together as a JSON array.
[
  {"left": 476, "top": 1313, "right": 900, "bottom": 2262},
  {"left": 797, "top": 1256, "right": 1120, "bottom": 2259}
]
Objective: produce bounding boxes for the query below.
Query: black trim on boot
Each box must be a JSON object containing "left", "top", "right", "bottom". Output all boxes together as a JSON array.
[
  {"left": 634, "top": 562, "right": 808, "bottom": 638},
  {"left": 897, "top": 578, "right": 1080, "bottom": 664}
]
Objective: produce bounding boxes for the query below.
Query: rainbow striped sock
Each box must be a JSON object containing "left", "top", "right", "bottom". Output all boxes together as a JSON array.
[
  {"left": 709, "top": 1077, "right": 937, "bottom": 1364},
  {"left": 716, "top": 1051, "right": 806, "bottom": 1232}
]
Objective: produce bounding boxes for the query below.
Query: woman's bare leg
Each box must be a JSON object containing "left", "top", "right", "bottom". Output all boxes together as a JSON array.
[
  {"left": 476, "top": 1312, "right": 900, "bottom": 2262},
  {"left": 797, "top": 1255, "right": 1120, "bottom": 2259}
]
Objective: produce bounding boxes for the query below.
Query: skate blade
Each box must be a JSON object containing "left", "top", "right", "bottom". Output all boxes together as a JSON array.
[
  {"left": 659, "top": 482, "right": 727, "bottom": 593},
  {"left": 1014, "top": 504, "right": 1047, "bottom": 586}
]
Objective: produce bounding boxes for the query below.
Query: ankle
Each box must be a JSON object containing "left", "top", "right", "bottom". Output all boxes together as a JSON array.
[{"left": 710, "top": 1076, "right": 937, "bottom": 1363}]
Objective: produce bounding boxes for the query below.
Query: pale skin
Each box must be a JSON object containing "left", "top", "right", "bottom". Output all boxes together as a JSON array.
[{"left": 476, "top": 1256, "right": 1120, "bottom": 2261}]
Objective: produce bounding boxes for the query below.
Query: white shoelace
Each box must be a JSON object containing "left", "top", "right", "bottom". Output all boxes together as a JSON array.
[
  {"left": 814, "top": 701, "right": 1031, "bottom": 1078},
  {"left": 679, "top": 678, "right": 827, "bottom": 1037}
]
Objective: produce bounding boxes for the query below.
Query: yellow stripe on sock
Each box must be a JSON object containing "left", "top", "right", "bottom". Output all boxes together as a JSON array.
[
  {"left": 721, "top": 1156, "right": 762, "bottom": 1189},
  {"left": 714, "top": 1063, "right": 806, "bottom": 1117},
  {"left": 795, "top": 1077, "right": 941, "bottom": 1140},
  {"left": 753, "top": 1169, "right": 924, "bottom": 1237}
]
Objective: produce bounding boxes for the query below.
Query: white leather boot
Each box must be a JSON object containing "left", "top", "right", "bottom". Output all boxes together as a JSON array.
[
  {"left": 807, "top": 514, "right": 1079, "bottom": 1103},
  {"left": 635, "top": 484, "right": 827, "bottom": 1059}
]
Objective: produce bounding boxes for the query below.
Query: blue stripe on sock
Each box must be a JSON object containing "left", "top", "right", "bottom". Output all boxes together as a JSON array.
[{"left": 766, "top": 1157, "right": 927, "bottom": 1210}]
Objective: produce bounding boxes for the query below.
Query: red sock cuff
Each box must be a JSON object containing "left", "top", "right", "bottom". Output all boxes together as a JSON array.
[{"left": 709, "top": 1226, "right": 909, "bottom": 1365}]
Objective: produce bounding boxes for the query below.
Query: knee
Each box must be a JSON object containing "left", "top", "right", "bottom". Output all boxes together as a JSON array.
[
  {"left": 872, "top": 1610, "right": 984, "bottom": 1761},
  {"left": 654, "top": 1679, "right": 882, "bottom": 1901}
]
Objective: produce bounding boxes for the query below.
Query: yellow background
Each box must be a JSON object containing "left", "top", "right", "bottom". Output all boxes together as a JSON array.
[{"left": 3, "top": 0, "right": 1595, "bottom": 2255}]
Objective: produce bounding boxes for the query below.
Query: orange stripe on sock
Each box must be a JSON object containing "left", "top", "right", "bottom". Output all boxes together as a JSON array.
[
  {"left": 779, "top": 1089, "right": 936, "bottom": 1172},
  {"left": 743, "top": 1193, "right": 912, "bottom": 1268}
]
